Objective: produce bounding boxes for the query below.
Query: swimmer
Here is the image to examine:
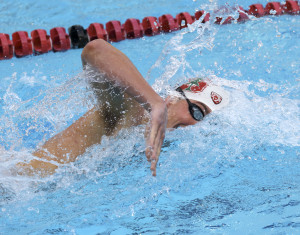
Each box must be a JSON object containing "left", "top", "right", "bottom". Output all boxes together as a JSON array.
[{"left": 18, "top": 39, "right": 229, "bottom": 177}]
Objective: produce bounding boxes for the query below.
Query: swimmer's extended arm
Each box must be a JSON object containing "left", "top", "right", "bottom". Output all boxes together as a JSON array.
[
  {"left": 18, "top": 108, "right": 108, "bottom": 176},
  {"left": 81, "top": 39, "right": 167, "bottom": 176},
  {"left": 18, "top": 39, "right": 166, "bottom": 177}
]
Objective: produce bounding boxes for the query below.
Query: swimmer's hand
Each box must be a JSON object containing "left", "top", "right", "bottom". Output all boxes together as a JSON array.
[{"left": 145, "top": 101, "right": 167, "bottom": 176}]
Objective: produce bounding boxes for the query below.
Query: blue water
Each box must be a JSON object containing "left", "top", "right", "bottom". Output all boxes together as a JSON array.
[{"left": 0, "top": 0, "right": 300, "bottom": 234}]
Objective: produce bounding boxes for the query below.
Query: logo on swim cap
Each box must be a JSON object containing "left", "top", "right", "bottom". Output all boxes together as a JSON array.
[
  {"left": 211, "top": 91, "right": 222, "bottom": 104},
  {"left": 176, "top": 77, "right": 229, "bottom": 112},
  {"left": 180, "top": 78, "right": 208, "bottom": 93}
]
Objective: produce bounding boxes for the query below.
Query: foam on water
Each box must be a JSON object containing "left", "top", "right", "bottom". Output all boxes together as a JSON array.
[{"left": 0, "top": 3, "right": 299, "bottom": 234}]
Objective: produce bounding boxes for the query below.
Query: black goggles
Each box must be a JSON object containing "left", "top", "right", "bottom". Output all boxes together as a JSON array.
[{"left": 176, "top": 87, "right": 205, "bottom": 121}]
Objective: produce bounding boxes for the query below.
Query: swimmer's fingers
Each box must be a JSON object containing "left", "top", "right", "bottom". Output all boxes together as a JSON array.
[
  {"left": 145, "top": 115, "right": 158, "bottom": 161},
  {"left": 147, "top": 119, "right": 166, "bottom": 175},
  {"left": 145, "top": 125, "right": 151, "bottom": 161},
  {"left": 145, "top": 114, "right": 164, "bottom": 161},
  {"left": 150, "top": 130, "right": 165, "bottom": 176},
  {"left": 145, "top": 101, "right": 167, "bottom": 175}
]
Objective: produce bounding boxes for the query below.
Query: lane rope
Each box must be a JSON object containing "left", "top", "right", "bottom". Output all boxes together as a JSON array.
[{"left": 0, "top": 1, "right": 299, "bottom": 60}]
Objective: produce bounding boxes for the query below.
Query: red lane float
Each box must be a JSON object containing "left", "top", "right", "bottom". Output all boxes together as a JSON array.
[
  {"left": 1, "top": 1, "right": 300, "bottom": 60},
  {"left": 0, "top": 33, "right": 13, "bottom": 60},
  {"left": 106, "top": 21, "right": 125, "bottom": 42},
  {"left": 50, "top": 27, "right": 70, "bottom": 52},
  {"left": 283, "top": 0, "right": 300, "bottom": 14},
  {"left": 215, "top": 6, "right": 249, "bottom": 24},
  {"left": 215, "top": 16, "right": 234, "bottom": 25},
  {"left": 176, "top": 12, "right": 194, "bottom": 29},
  {"left": 213, "top": 6, "right": 234, "bottom": 25},
  {"left": 237, "top": 6, "right": 249, "bottom": 22},
  {"left": 124, "top": 18, "right": 143, "bottom": 39},
  {"left": 12, "top": 31, "right": 33, "bottom": 57},
  {"left": 195, "top": 11, "right": 210, "bottom": 23},
  {"left": 159, "top": 14, "right": 179, "bottom": 32},
  {"left": 248, "top": 4, "right": 265, "bottom": 17},
  {"left": 142, "top": 17, "right": 160, "bottom": 36},
  {"left": 87, "top": 23, "right": 107, "bottom": 41},
  {"left": 31, "top": 29, "right": 51, "bottom": 54},
  {"left": 265, "top": 2, "right": 283, "bottom": 15}
]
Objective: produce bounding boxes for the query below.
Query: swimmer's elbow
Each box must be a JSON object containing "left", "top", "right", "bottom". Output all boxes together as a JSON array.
[
  {"left": 81, "top": 39, "right": 109, "bottom": 66},
  {"left": 81, "top": 41, "right": 95, "bottom": 67}
]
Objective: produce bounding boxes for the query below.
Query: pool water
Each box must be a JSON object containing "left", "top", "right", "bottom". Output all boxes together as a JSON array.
[{"left": 0, "top": 0, "right": 299, "bottom": 234}]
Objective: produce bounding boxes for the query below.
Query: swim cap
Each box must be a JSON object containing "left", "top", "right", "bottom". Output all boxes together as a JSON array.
[{"left": 177, "top": 78, "right": 229, "bottom": 111}]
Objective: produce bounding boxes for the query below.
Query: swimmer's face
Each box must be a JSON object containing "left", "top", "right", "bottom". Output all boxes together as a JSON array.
[{"left": 166, "top": 96, "right": 211, "bottom": 129}]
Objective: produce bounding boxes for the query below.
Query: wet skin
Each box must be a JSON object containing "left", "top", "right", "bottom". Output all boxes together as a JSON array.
[
  {"left": 16, "top": 39, "right": 212, "bottom": 177},
  {"left": 17, "top": 96, "right": 211, "bottom": 177},
  {"left": 166, "top": 97, "right": 212, "bottom": 129}
]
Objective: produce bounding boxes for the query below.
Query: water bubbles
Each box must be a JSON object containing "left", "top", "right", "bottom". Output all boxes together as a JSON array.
[
  {"left": 266, "top": 65, "right": 273, "bottom": 74},
  {"left": 27, "top": 207, "right": 39, "bottom": 213},
  {"left": 291, "top": 62, "right": 297, "bottom": 68},
  {"left": 148, "top": 16, "right": 218, "bottom": 92},
  {"left": 19, "top": 72, "right": 36, "bottom": 86},
  {"left": 229, "top": 70, "right": 242, "bottom": 77},
  {"left": 269, "top": 9, "right": 277, "bottom": 15}
]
